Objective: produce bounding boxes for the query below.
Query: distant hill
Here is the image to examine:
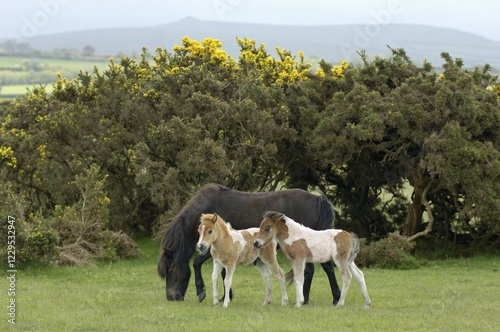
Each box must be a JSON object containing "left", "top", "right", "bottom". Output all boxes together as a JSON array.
[{"left": 5, "top": 17, "right": 500, "bottom": 71}]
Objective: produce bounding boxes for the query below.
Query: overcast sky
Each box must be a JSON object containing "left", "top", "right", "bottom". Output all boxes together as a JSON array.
[{"left": 2, "top": 0, "right": 499, "bottom": 41}]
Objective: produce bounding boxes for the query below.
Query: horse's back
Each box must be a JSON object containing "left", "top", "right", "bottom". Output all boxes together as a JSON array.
[{"left": 212, "top": 186, "right": 333, "bottom": 230}]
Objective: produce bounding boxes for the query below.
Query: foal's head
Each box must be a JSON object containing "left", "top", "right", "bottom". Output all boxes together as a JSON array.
[
  {"left": 254, "top": 211, "right": 287, "bottom": 248},
  {"left": 196, "top": 213, "right": 220, "bottom": 255}
]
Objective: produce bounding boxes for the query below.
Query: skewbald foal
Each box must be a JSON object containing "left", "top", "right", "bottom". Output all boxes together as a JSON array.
[{"left": 254, "top": 211, "right": 371, "bottom": 308}]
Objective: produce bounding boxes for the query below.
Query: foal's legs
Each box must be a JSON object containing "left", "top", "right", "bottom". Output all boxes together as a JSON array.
[
  {"left": 222, "top": 263, "right": 236, "bottom": 308},
  {"left": 320, "top": 261, "right": 341, "bottom": 305},
  {"left": 194, "top": 253, "right": 233, "bottom": 303},
  {"left": 304, "top": 262, "right": 341, "bottom": 305},
  {"left": 212, "top": 261, "right": 224, "bottom": 306},
  {"left": 349, "top": 262, "right": 371, "bottom": 308},
  {"left": 291, "top": 262, "right": 340, "bottom": 305},
  {"left": 219, "top": 268, "right": 234, "bottom": 303},
  {"left": 303, "top": 263, "right": 314, "bottom": 304},
  {"left": 260, "top": 248, "right": 288, "bottom": 305},
  {"left": 255, "top": 260, "right": 273, "bottom": 305},
  {"left": 292, "top": 259, "right": 307, "bottom": 307},
  {"left": 335, "top": 259, "right": 352, "bottom": 307}
]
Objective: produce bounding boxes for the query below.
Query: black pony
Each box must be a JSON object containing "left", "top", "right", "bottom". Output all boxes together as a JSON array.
[{"left": 157, "top": 183, "right": 341, "bottom": 304}]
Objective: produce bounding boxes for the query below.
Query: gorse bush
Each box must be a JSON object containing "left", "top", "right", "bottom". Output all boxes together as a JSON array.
[
  {"left": 1, "top": 36, "right": 500, "bottom": 261},
  {"left": 357, "top": 232, "right": 420, "bottom": 269},
  {"left": 0, "top": 214, "right": 60, "bottom": 266},
  {"left": 19, "top": 216, "right": 60, "bottom": 264},
  {"left": 0, "top": 180, "right": 59, "bottom": 266},
  {"left": 0, "top": 165, "right": 141, "bottom": 267},
  {"left": 51, "top": 165, "right": 141, "bottom": 265}
]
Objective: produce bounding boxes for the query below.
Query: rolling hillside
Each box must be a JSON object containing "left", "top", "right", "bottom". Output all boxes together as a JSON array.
[{"left": 5, "top": 17, "right": 500, "bottom": 71}]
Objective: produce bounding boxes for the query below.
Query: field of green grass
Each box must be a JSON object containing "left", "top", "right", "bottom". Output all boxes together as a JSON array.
[
  {"left": 0, "top": 84, "right": 54, "bottom": 96},
  {"left": 2, "top": 238, "right": 499, "bottom": 331},
  {"left": 0, "top": 56, "right": 106, "bottom": 72},
  {"left": 0, "top": 56, "right": 109, "bottom": 99}
]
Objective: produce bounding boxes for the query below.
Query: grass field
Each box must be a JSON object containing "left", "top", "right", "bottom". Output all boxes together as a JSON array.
[
  {"left": 2, "top": 238, "right": 499, "bottom": 331},
  {"left": 0, "top": 55, "right": 109, "bottom": 99},
  {"left": 0, "top": 56, "right": 107, "bottom": 72},
  {"left": 0, "top": 84, "right": 54, "bottom": 96}
]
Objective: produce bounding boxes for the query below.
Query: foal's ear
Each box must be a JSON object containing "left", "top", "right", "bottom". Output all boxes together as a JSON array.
[
  {"left": 280, "top": 214, "right": 286, "bottom": 223},
  {"left": 211, "top": 213, "right": 218, "bottom": 223}
]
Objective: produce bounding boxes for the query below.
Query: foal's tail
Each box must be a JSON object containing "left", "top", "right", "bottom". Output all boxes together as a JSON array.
[
  {"left": 348, "top": 233, "right": 360, "bottom": 264},
  {"left": 285, "top": 269, "right": 294, "bottom": 285}
]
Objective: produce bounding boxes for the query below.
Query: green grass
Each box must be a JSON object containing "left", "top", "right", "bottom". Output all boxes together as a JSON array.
[
  {"left": 0, "top": 84, "right": 54, "bottom": 95},
  {"left": 0, "top": 56, "right": 109, "bottom": 74},
  {"left": 0, "top": 55, "right": 109, "bottom": 99},
  {"left": 2, "top": 239, "right": 499, "bottom": 331}
]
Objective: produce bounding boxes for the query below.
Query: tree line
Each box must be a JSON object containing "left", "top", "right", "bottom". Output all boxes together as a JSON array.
[{"left": 1, "top": 37, "right": 499, "bottom": 264}]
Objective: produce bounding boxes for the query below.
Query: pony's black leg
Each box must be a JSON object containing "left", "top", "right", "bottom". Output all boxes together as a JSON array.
[
  {"left": 219, "top": 268, "right": 233, "bottom": 302},
  {"left": 303, "top": 263, "right": 315, "bottom": 304},
  {"left": 320, "top": 261, "right": 341, "bottom": 305},
  {"left": 193, "top": 251, "right": 212, "bottom": 302}
]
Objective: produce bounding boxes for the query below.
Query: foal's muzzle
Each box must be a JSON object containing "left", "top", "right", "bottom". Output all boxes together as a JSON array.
[
  {"left": 254, "top": 240, "right": 263, "bottom": 249},
  {"left": 196, "top": 243, "right": 208, "bottom": 254}
]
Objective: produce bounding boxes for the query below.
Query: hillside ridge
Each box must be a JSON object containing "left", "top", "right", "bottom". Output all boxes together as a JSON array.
[{"left": 4, "top": 17, "right": 500, "bottom": 69}]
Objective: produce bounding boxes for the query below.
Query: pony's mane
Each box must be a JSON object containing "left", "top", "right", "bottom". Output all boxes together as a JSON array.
[
  {"left": 160, "top": 184, "right": 226, "bottom": 254},
  {"left": 215, "top": 217, "right": 231, "bottom": 236},
  {"left": 282, "top": 214, "right": 305, "bottom": 227}
]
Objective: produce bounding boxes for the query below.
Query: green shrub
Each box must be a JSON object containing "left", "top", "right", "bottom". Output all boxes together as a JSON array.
[
  {"left": 357, "top": 232, "right": 419, "bottom": 269},
  {"left": 100, "top": 230, "right": 142, "bottom": 261},
  {"left": 0, "top": 183, "right": 60, "bottom": 266},
  {"left": 19, "top": 216, "right": 60, "bottom": 264},
  {"left": 53, "top": 165, "right": 141, "bottom": 265},
  {"left": 0, "top": 214, "right": 60, "bottom": 266}
]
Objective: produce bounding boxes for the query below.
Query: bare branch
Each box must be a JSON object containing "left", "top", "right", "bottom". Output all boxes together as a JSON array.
[{"left": 408, "top": 182, "right": 434, "bottom": 242}]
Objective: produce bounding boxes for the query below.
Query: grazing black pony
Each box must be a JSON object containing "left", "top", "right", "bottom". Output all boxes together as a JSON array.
[{"left": 157, "top": 183, "right": 341, "bottom": 304}]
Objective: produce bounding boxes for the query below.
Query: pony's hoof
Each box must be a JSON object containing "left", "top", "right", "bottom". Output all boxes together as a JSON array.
[{"left": 198, "top": 291, "right": 206, "bottom": 303}]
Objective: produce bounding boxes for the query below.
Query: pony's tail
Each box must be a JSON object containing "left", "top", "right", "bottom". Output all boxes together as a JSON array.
[
  {"left": 348, "top": 233, "right": 360, "bottom": 264},
  {"left": 316, "top": 195, "right": 335, "bottom": 230},
  {"left": 157, "top": 250, "right": 167, "bottom": 279},
  {"left": 285, "top": 269, "right": 294, "bottom": 285}
]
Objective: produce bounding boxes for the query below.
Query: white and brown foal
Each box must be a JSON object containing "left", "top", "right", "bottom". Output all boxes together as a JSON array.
[
  {"left": 254, "top": 211, "right": 371, "bottom": 308},
  {"left": 196, "top": 213, "right": 288, "bottom": 307}
]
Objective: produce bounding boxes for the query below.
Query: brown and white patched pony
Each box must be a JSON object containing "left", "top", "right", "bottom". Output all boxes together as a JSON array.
[
  {"left": 254, "top": 211, "right": 371, "bottom": 308},
  {"left": 196, "top": 213, "right": 288, "bottom": 308}
]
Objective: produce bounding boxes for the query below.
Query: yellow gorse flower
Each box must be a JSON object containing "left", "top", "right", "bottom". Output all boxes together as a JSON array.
[
  {"left": 332, "top": 60, "right": 348, "bottom": 79},
  {"left": 173, "top": 36, "right": 232, "bottom": 65},
  {"left": 316, "top": 68, "right": 326, "bottom": 78},
  {"left": 0, "top": 146, "right": 17, "bottom": 168}
]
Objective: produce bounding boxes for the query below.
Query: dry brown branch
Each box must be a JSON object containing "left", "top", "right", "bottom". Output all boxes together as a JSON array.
[{"left": 408, "top": 182, "right": 434, "bottom": 242}]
